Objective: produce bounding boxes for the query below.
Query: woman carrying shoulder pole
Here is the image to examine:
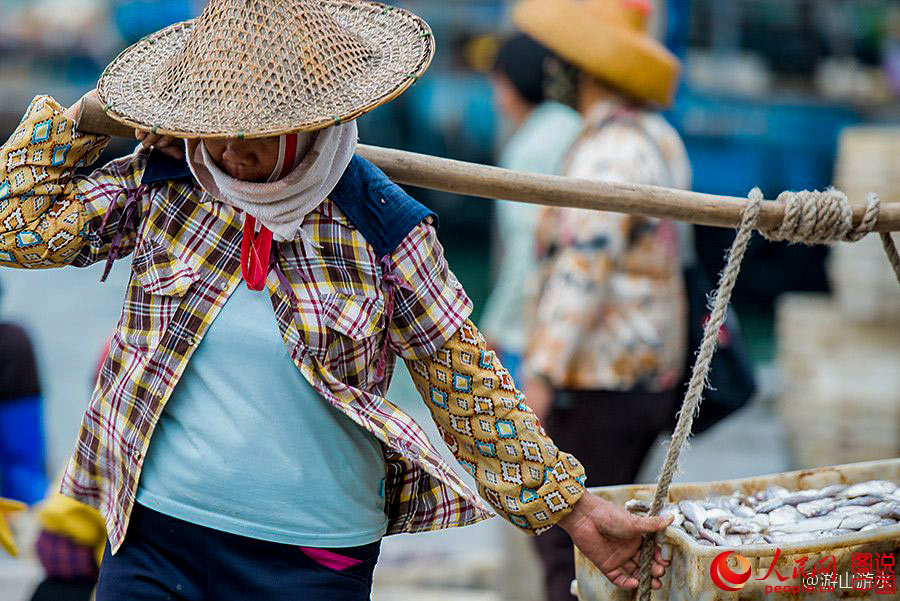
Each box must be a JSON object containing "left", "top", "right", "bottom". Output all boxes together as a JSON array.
[{"left": 0, "top": 1, "right": 671, "bottom": 597}]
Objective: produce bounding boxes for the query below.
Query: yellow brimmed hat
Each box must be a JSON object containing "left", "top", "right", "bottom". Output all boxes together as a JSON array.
[
  {"left": 513, "top": 0, "right": 681, "bottom": 107},
  {"left": 97, "top": 0, "right": 434, "bottom": 139}
]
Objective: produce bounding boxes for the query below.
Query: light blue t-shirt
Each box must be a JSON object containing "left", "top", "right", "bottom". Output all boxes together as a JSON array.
[{"left": 136, "top": 282, "right": 388, "bottom": 547}]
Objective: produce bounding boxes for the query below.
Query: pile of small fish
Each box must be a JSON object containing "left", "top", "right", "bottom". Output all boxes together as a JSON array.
[{"left": 626, "top": 480, "right": 900, "bottom": 546}]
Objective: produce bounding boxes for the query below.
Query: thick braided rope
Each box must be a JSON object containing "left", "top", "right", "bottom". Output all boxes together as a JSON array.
[
  {"left": 881, "top": 232, "right": 900, "bottom": 286},
  {"left": 635, "top": 189, "right": 763, "bottom": 600},
  {"left": 635, "top": 187, "right": 897, "bottom": 600},
  {"left": 761, "top": 190, "right": 898, "bottom": 283}
]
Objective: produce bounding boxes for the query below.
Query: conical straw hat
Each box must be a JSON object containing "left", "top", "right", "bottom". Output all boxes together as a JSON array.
[
  {"left": 513, "top": 0, "right": 680, "bottom": 107},
  {"left": 97, "top": 0, "right": 434, "bottom": 139}
]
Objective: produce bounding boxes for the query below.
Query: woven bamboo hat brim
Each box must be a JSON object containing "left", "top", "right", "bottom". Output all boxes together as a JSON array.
[
  {"left": 96, "top": 0, "right": 434, "bottom": 139},
  {"left": 513, "top": 0, "right": 680, "bottom": 107}
]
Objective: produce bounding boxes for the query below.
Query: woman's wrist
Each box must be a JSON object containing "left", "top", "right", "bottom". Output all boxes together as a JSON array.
[{"left": 557, "top": 492, "right": 595, "bottom": 535}]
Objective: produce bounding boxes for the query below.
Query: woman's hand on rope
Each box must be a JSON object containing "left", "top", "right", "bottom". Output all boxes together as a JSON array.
[
  {"left": 558, "top": 494, "right": 672, "bottom": 591},
  {"left": 136, "top": 130, "right": 185, "bottom": 160}
]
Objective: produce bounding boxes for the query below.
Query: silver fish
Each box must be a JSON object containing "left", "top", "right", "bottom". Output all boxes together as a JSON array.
[
  {"left": 732, "top": 504, "right": 757, "bottom": 519},
  {"left": 819, "top": 484, "right": 847, "bottom": 497},
  {"left": 763, "top": 485, "right": 790, "bottom": 499},
  {"left": 829, "top": 505, "right": 870, "bottom": 517},
  {"left": 659, "top": 479, "right": 899, "bottom": 548},
  {"left": 700, "top": 528, "right": 728, "bottom": 546},
  {"left": 871, "top": 501, "right": 900, "bottom": 520},
  {"left": 769, "top": 505, "right": 804, "bottom": 526},
  {"left": 839, "top": 513, "right": 881, "bottom": 530},
  {"left": 660, "top": 506, "right": 683, "bottom": 529},
  {"left": 860, "top": 519, "right": 897, "bottom": 531},
  {"left": 780, "top": 490, "right": 828, "bottom": 505},
  {"left": 697, "top": 539, "right": 714, "bottom": 546},
  {"left": 716, "top": 496, "right": 743, "bottom": 513},
  {"left": 625, "top": 499, "right": 651, "bottom": 513},
  {"left": 679, "top": 501, "right": 706, "bottom": 528},
  {"left": 842, "top": 481, "right": 896, "bottom": 499},
  {"left": 703, "top": 508, "right": 732, "bottom": 530},
  {"left": 844, "top": 495, "right": 883, "bottom": 507},
  {"left": 775, "top": 516, "right": 842, "bottom": 533},
  {"left": 724, "top": 518, "right": 763, "bottom": 535},
  {"left": 733, "top": 492, "right": 754, "bottom": 504},
  {"left": 797, "top": 499, "right": 837, "bottom": 518},
  {"left": 754, "top": 497, "right": 786, "bottom": 513},
  {"left": 819, "top": 528, "right": 855, "bottom": 537}
]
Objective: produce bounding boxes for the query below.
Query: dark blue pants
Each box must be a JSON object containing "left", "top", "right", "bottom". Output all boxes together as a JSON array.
[{"left": 97, "top": 504, "right": 380, "bottom": 601}]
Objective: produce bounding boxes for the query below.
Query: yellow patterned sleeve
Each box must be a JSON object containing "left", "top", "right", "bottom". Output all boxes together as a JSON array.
[
  {"left": 0, "top": 95, "right": 109, "bottom": 268},
  {"left": 406, "top": 319, "right": 586, "bottom": 534}
]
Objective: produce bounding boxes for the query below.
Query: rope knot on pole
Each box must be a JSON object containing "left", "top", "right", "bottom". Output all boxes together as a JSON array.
[
  {"left": 759, "top": 189, "right": 880, "bottom": 245},
  {"left": 754, "top": 189, "right": 898, "bottom": 283}
]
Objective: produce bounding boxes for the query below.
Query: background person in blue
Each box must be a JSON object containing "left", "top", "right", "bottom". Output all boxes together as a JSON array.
[
  {"left": 479, "top": 33, "right": 581, "bottom": 385},
  {"left": 0, "top": 280, "right": 48, "bottom": 506}
]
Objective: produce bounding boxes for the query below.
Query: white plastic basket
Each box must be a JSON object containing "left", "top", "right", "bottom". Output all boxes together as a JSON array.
[{"left": 575, "top": 459, "right": 900, "bottom": 601}]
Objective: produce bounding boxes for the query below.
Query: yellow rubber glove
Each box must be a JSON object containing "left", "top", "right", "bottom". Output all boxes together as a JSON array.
[
  {"left": 37, "top": 492, "right": 107, "bottom": 566},
  {"left": 0, "top": 497, "right": 26, "bottom": 556}
]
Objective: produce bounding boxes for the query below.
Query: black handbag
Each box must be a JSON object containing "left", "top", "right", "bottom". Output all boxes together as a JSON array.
[{"left": 670, "top": 263, "right": 757, "bottom": 434}]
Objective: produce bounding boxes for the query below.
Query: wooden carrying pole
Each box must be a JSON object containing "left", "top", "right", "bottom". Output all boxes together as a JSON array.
[
  {"left": 359, "top": 145, "right": 900, "bottom": 233},
  {"left": 75, "top": 94, "right": 900, "bottom": 233}
]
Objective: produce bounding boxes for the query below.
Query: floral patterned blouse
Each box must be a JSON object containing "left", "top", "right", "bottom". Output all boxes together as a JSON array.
[{"left": 525, "top": 98, "right": 691, "bottom": 392}]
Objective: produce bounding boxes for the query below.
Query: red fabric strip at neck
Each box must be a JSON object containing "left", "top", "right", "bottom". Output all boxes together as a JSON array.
[
  {"left": 239, "top": 134, "right": 299, "bottom": 290},
  {"left": 278, "top": 134, "right": 299, "bottom": 181},
  {"left": 240, "top": 214, "right": 273, "bottom": 291}
]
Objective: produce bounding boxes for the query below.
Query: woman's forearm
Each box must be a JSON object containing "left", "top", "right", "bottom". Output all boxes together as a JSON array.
[
  {"left": 406, "top": 319, "right": 586, "bottom": 533},
  {"left": 0, "top": 95, "right": 110, "bottom": 268}
]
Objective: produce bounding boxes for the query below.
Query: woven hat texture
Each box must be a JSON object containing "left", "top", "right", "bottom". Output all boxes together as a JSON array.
[
  {"left": 97, "top": 0, "right": 434, "bottom": 138},
  {"left": 513, "top": 0, "right": 680, "bottom": 107}
]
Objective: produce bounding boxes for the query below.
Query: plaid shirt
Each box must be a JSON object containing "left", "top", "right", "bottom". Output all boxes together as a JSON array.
[{"left": 1, "top": 96, "right": 585, "bottom": 553}]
